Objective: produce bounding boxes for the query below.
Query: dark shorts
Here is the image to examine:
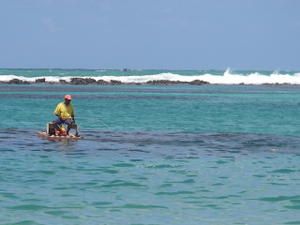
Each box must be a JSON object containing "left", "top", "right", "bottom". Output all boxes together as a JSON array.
[{"left": 53, "top": 118, "right": 73, "bottom": 126}]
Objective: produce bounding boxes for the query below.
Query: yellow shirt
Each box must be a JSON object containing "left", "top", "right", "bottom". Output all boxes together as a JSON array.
[{"left": 54, "top": 102, "right": 74, "bottom": 120}]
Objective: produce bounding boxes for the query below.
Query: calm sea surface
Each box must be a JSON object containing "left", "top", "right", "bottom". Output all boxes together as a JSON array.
[{"left": 0, "top": 82, "right": 299, "bottom": 225}]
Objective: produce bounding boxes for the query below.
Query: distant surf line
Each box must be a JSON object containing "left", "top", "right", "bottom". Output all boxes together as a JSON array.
[{"left": 1, "top": 69, "right": 300, "bottom": 85}]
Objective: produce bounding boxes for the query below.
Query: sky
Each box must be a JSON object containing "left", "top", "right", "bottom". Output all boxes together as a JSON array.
[{"left": 0, "top": 0, "right": 299, "bottom": 70}]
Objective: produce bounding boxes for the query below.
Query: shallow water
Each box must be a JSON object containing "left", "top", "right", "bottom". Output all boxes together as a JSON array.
[{"left": 0, "top": 84, "right": 300, "bottom": 224}]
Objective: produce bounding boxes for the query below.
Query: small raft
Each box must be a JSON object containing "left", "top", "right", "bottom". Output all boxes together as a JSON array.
[{"left": 37, "top": 131, "right": 82, "bottom": 140}]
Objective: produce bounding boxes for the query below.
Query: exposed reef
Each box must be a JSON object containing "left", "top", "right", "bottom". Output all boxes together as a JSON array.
[{"left": 0, "top": 78, "right": 210, "bottom": 85}]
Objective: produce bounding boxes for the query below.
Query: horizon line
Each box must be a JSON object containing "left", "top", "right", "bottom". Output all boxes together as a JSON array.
[{"left": 0, "top": 67, "right": 298, "bottom": 72}]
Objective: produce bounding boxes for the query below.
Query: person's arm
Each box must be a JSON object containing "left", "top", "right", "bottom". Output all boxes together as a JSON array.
[
  {"left": 71, "top": 105, "right": 75, "bottom": 123},
  {"left": 54, "top": 103, "right": 61, "bottom": 118}
]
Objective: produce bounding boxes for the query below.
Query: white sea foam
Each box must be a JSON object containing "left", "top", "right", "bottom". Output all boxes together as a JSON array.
[{"left": 1, "top": 70, "right": 300, "bottom": 85}]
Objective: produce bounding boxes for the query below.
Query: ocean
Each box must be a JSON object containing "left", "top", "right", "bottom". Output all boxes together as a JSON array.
[{"left": 0, "top": 69, "right": 299, "bottom": 225}]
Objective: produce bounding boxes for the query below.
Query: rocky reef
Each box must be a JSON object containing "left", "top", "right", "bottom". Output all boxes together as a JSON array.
[{"left": 1, "top": 78, "right": 210, "bottom": 85}]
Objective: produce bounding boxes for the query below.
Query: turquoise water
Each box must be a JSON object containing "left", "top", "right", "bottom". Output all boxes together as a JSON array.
[
  {"left": 1, "top": 84, "right": 300, "bottom": 135},
  {"left": 0, "top": 68, "right": 224, "bottom": 77},
  {"left": 0, "top": 68, "right": 296, "bottom": 77},
  {"left": 0, "top": 80, "right": 300, "bottom": 224}
]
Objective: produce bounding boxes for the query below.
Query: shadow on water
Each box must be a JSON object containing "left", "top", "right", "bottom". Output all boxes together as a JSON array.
[{"left": 0, "top": 128, "right": 299, "bottom": 155}]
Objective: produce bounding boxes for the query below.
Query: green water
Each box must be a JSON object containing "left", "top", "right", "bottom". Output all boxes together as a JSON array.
[{"left": 0, "top": 82, "right": 299, "bottom": 225}]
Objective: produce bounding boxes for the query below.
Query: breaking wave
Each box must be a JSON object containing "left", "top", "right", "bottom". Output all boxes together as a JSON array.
[{"left": 1, "top": 69, "right": 300, "bottom": 85}]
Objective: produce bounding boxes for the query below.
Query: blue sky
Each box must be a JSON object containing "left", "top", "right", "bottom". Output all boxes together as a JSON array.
[{"left": 0, "top": 0, "right": 299, "bottom": 70}]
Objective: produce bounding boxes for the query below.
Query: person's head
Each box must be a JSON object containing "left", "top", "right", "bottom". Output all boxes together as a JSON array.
[{"left": 64, "top": 95, "right": 72, "bottom": 105}]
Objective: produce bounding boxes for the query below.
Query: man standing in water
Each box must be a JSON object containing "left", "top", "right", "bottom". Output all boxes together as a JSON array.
[{"left": 53, "top": 94, "right": 79, "bottom": 136}]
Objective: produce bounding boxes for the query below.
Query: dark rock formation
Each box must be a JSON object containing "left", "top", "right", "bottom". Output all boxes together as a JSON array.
[
  {"left": 110, "top": 80, "right": 122, "bottom": 85},
  {"left": 189, "top": 80, "right": 210, "bottom": 85},
  {"left": 146, "top": 80, "right": 209, "bottom": 85},
  {"left": 70, "top": 78, "right": 97, "bottom": 85},
  {"left": 35, "top": 78, "right": 46, "bottom": 83},
  {"left": 262, "top": 82, "right": 290, "bottom": 86},
  {"left": 97, "top": 80, "right": 109, "bottom": 85},
  {"left": 8, "top": 79, "right": 30, "bottom": 84},
  {"left": 146, "top": 80, "right": 185, "bottom": 85},
  {"left": 59, "top": 79, "right": 68, "bottom": 84},
  {"left": 2, "top": 77, "right": 210, "bottom": 85}
]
